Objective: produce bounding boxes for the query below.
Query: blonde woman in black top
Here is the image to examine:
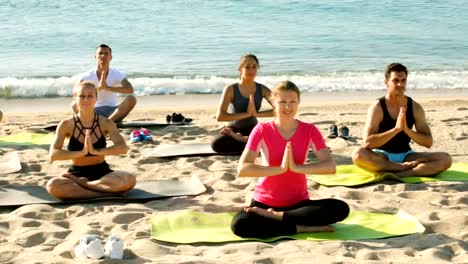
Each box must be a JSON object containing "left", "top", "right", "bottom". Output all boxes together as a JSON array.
[{"left": 47, "top": 82, "right": 135, "bottom": 200}]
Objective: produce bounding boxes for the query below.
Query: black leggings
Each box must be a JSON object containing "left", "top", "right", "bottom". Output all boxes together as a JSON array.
[
  {"left": 231, "top": 199, "right": 350, "bottom": 238},
  {"left": 211, "top": 126, "right": 254, "bottom": 153}
]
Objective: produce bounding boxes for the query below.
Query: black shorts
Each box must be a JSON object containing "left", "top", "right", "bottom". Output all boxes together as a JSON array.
[{"left": 68, "top": 162, "right": 113, "bottom": 181}]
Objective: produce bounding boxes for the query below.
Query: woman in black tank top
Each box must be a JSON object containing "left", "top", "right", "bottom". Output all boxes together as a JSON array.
[
  {"left": 212, "top": 54, "right": 275, "bottom": 153},
  {"left": 46, "top": 82, "right": 136, "bottom": 200}
]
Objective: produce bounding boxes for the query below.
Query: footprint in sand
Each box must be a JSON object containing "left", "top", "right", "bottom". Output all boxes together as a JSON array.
[
  {"left": 441, "top": 118, "right": 463, "bottom": 122},
  {"left": 112, "top": 212, "right": 146, "bottom": 224},
  {"left": 194, "top": 159, "right": 215, "bottom": 170},
  {"left": 138, "top": 157, "right": 167, "bottom": 164},
  {"left": 428, "top": 212, "right": 440, "bottom": 221}
]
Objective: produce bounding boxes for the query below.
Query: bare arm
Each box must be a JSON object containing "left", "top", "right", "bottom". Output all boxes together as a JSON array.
[
  {"left": 49, "top": 120, "right": 87, "bottom": 161},
  {"left": 290, "top": 147, "right": 336, "bottom": 175},
  {"left": 101, "top": 78, "right": 134, "bottom": 94},
  {"left": 404, "top": 102, "right": 432, "bottom": 148},
  {"left": 88, "top": 118, "right": 128, "bottom": 156},
  {"left": 363, "top": 101, "right": 400, "bottom": 149},
  {"left": 237, "top": 148, "right": 286, "bottom": 178},
  {"left": 255, "top": 86, "right": 274, "bottom": 118},
  {"left": 216, "top": 85, "right": 252, "bottom": 122}
]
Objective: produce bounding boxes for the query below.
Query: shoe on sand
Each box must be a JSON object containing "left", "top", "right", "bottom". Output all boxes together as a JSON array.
[
  {"left": 139, "top": 128, "right": 153, "bottom": 141},
  {"left": 104, "top": 234, "right": 124, "bottom": 260},
  {"left": 75, "top": 234, "right": 105, "bottom": 259},
  {"left": 129, "top": 129, "right": 142, "bottom": 143},
  {"left": 171, "top": 113, "right": 193, "bottom": 123},
  {"left": 327, "top": 124, "right": 338, "bottom": 138},
  {"left": 339, "top": 126, "right": 350, "bottom": 139}
]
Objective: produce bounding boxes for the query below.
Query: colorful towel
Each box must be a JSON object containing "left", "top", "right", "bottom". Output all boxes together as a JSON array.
[
  {"left": 311, "top": 163, "right": 468, "bottom": 186},
  {"left": 150, "top": 210, "right": 424, "bottom": 244}
]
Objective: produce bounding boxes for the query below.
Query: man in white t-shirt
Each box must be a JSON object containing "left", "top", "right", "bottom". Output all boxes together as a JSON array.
[{"left": 73, "top": 44, "right": 136, "bottom": 122}]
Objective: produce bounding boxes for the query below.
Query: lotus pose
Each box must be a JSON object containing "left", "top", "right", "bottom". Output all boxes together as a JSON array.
[
  {"left": 47, "top": 82, "right": 136, "bottom": 200},
  {"left": 352, "top": 63, "right": 452, "bottom": 177},
  {"left": 231, "top": 81, "right": 350, "bottom": 238},
  {"left": 73, "top": 44, "right": 136, "bottom": 123},
  {"left": 212, "top": 54, "right": 274, "bottom": 153}
]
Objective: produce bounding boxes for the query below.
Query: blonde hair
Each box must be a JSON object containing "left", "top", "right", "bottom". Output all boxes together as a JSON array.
[
  {"left": 73, "top": 81, "right": 97, "bottom": 97},
  {"left": 271, "top": 80, "right": 301, "bottom": 101}
]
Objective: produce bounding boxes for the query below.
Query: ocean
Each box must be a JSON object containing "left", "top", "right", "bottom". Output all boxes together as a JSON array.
[{"left": 1, "top": 0, "right": 468, "bottom": 98}]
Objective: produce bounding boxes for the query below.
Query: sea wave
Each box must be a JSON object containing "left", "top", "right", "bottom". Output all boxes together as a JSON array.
[{"left": 1, "top": 70, "right": 467, "bottom": 98}]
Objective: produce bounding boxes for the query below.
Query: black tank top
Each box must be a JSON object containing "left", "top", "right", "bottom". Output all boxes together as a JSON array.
[
  {"left": 67, "top": 114, "right": 107, "bottom": 156},
  {"left": 377, "top": 96, "right": 414, "bottom": 153},
  {"left": 229, "top": 82, "right": 263, "bottom": 129}
]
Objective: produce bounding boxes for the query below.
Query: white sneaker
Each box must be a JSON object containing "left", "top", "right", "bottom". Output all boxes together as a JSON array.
[
  {"left": 74, "top": 234, "right": 105, "bottom": 259},
  {"left": 104, "top": 234, "right": 124, "bottom": 260}
]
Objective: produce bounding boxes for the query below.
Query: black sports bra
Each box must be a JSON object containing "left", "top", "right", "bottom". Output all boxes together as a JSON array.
[{"left": 67, "top": 114, "right": 107, "bottom": 156}]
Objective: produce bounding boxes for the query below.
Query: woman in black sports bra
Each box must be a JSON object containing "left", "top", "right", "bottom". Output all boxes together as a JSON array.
[{"left": 47, "top": 82, "right": 136, "bottom": 200}]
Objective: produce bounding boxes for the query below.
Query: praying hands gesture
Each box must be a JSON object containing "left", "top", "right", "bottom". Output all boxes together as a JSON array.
[
  {"left": 238, "top": 140, "right": 335, "bottom": 178},
  {"left": 395, "top": 107, "right": 408, "bottom": 133},
  {"left": 82, "top": 129, "right": 101, "bottom": 156},
  {"left": 97, "top": 71, "right": 108, "bottom": 91},
  {"left": 280, "top": 142, "right": 297, "bottom": 173},
  {"left": 246, "top": 94, "right": 258, "bottom": 117}
]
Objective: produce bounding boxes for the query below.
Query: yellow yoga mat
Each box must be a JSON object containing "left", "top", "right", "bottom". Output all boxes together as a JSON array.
[
  {"left": 151, "top": 210, "right": 424, "bottom": 244},
  {"left": 311, "top": 163, "right": 468, "bottom": 186},
  {"left": 0, "top": 133, "right": 54, "bottom": 146}
]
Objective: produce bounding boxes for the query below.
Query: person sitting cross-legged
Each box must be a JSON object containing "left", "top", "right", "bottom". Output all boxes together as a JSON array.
[
  {"left": 352, "top": 63, "right": 452, "bottom": 177},
  {"left": 47, "top": 82, "right": 136, "bottom": 200},
  {"left": 231, "top": 80, "right": 349, "bottom": 238}
]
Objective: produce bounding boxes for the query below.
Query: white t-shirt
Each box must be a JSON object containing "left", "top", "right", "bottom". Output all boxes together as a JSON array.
[{"left": 80, "top": 68, "right": 126, "bottom": 108}]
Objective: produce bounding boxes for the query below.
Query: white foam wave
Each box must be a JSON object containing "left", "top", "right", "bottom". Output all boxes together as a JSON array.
[{"left": 1, "top": 70, "right": 467, "bottom": 98}]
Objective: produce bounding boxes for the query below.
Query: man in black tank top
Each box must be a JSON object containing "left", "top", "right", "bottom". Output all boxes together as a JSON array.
[{"left": 352, "top": 63, "right": 452, "bottom": 177}]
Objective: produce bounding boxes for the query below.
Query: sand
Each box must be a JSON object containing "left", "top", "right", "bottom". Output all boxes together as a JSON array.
[{"left": 0, "top": 90, "right": 467, "bottom": 263}]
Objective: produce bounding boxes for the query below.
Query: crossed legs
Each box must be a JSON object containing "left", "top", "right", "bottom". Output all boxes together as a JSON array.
[
  {"left": 231, "top": 199, "right": 350, "bottom": 238},
  {"left": 352, "top": 146, "right": 452, "bottom": 177},
  {"left": 47, "top": 171, "right": 136, "bottom": 200}
]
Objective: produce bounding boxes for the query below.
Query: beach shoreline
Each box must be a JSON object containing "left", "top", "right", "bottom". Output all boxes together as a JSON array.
[{"left": 2, "top": 88, "right": 468, "bottom": 114}]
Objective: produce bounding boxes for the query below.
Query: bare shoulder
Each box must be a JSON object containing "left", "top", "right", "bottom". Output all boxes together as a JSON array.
[
  {"left": 260, "top": 84, "right": 272, "bottom": 95},
  {"left": 411, "top": 99, "right": 425, "bottom": 113},
  {"left": 224, "top": 84, "right": 234, "bottom": 92},
  {"left": 369, "top": 100, "right": 382, "bottom": 114},
  {"left": 99, "top": 116, "right": 118, "bottom": 133},
  {"left": 221, "top": 84, "right": 234, "bottom": 99},
  {"left": 57, "top": 118, "right": 74, "bottom": 135}
]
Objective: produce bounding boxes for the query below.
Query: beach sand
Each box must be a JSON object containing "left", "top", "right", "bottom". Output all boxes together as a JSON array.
[{"left": 0, "top": 90, "right": 467, "bottom": 263}]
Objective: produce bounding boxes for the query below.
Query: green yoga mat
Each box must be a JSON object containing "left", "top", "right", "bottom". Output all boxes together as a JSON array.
[
  {"left": 311, "top": 163, "right": 468, "bottom": 187},
  {"left": 151, "top": 210, "right": 424, "bottom": 244},
  {"left": 0, "top": 133, "right": 54, "bottom": 146}
]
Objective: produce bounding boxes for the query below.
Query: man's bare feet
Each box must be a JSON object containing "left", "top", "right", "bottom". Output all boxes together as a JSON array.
[
  {"left": 245, "top": 207, "right": 284, "bottom": 221},
  {"left": 297, "top": 225, "right": 335, "bottom": 233}
]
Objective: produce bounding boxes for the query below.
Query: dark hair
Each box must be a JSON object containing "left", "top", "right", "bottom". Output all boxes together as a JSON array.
[
  {"left": 238, "top": 54, "right": 259, "bottom": 69},
  {"left": 385, "top": 63, "right": 408, "bottom": 80},
  {"left": 96, "top": 44, "right": 112, "bottom": 54},
  {"left": 271, "top": 80, "right": 301, "bottom": 101}
]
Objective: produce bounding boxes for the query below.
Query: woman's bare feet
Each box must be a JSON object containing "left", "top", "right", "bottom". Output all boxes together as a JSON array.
[
  {"left": 63, "top": 173, "right": 90, "bottom": 188},
  {"left": 245, "top": 207, "right": 284, "bottom": 221}
]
